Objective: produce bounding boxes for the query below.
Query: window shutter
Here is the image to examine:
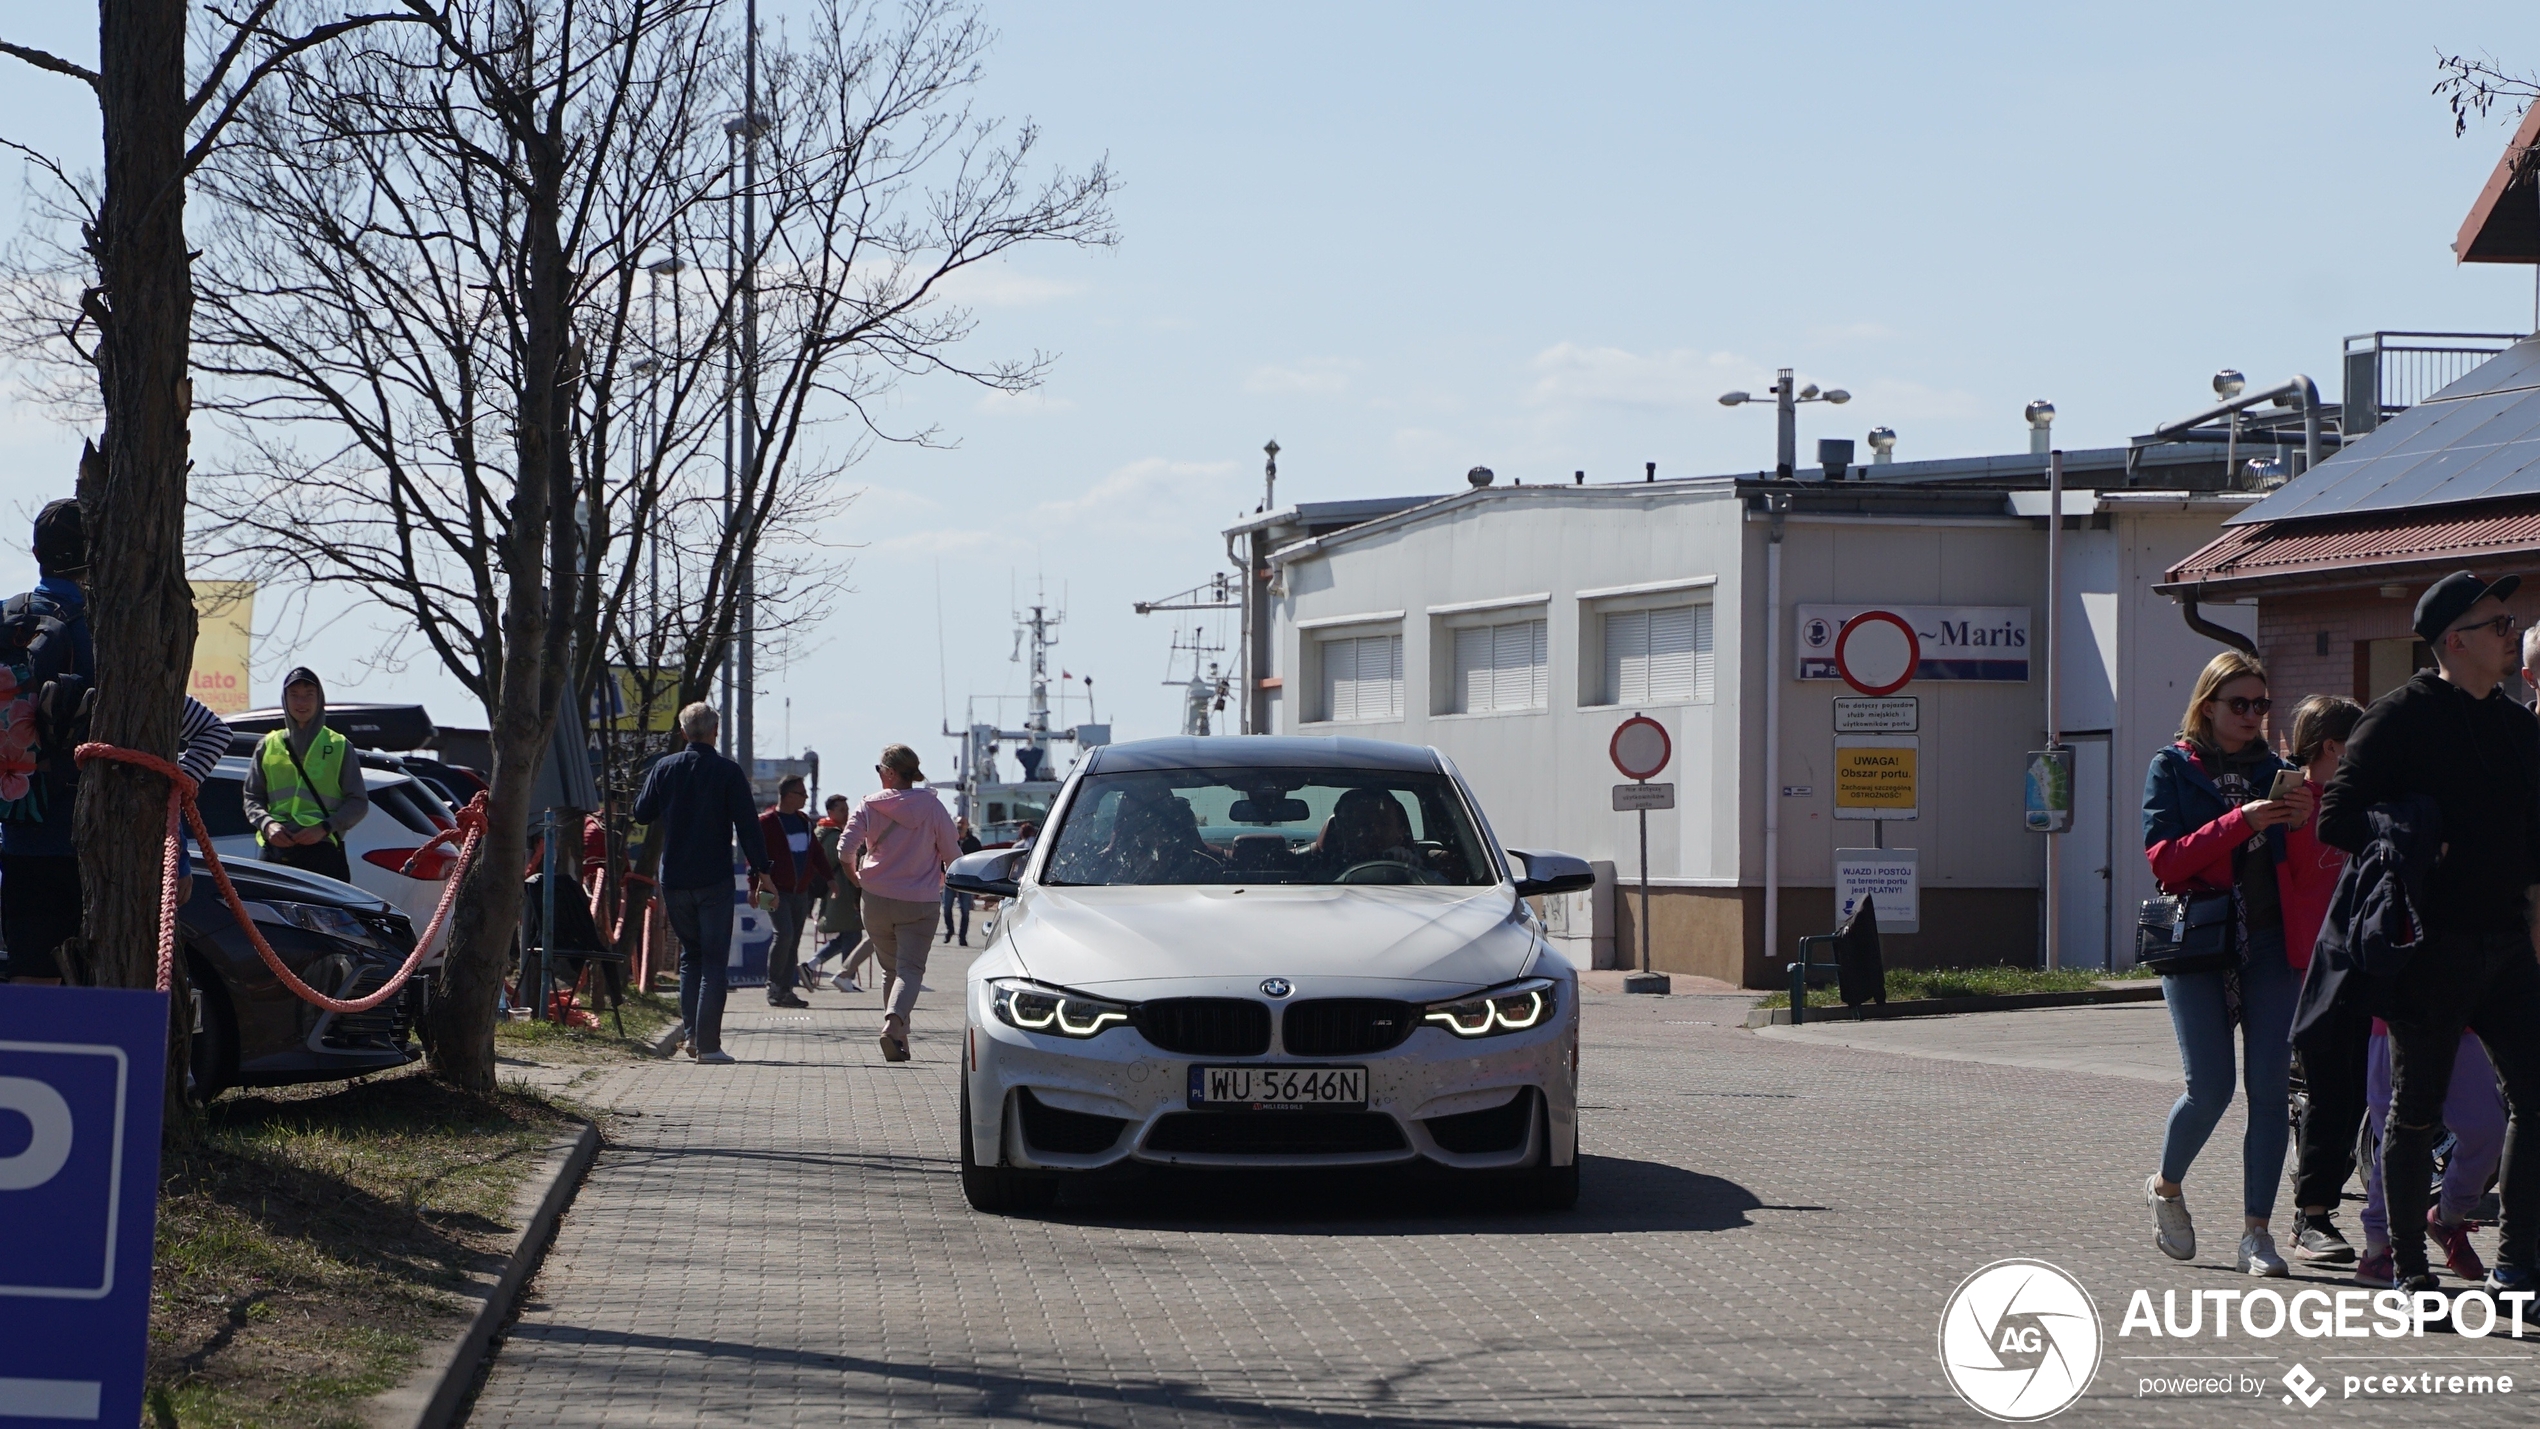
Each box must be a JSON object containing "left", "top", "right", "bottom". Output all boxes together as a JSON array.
[
  {"left": 1692, "top": 604, "right": 1715, "bottom": 701},
  {"left": 1379, "top": 634, "right": 1403, "bottom": 716},
  {"left": 1647, "top": 606, "right": 1696, "bottom": 699},
  {"left": 1454, "top": 626, "right": 1491, "bottom": 713},
  {"left": 1606, "top": 610, "right": 1648, "bottom": 704}
]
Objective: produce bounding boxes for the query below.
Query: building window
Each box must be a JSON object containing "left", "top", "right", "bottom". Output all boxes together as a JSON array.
[
  {"left": 1453, "top": 619, "right": 1548, "bottom": 713},
  {"left": 1604, "top": 603, "right": 1713, "bottom": 704},
  {"left": 1320, "top": 633, "right": 1403, "bottom": 721}
]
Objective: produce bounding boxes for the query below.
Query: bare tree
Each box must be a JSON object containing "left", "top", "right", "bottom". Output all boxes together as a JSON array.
[
  {"left": 2, "top": 3, "right": 421, "bottom": 1127},
  {"left": 2436, "top": 50, "right": 2540, "bottom": 135},
  {"left": 183, "top": 0, "right": 1114, "bottom": 1087}
]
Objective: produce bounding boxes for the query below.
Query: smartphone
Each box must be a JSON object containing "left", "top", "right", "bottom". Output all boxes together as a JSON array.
[{"left": 2268, "top": 769, "right": 2306, "bottom": 802}]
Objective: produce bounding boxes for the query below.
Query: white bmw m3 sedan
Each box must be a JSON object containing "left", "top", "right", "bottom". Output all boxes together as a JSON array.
[{"left": 948, "top": 735, "right": 1596, "bottom": 1214}]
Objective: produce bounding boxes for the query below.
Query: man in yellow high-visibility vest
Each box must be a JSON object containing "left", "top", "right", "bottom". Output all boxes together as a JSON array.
[{"left": 242, "top": 666, "right": 369, "bottom": 882}]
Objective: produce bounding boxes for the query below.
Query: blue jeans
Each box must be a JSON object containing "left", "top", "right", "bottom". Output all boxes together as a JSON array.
[
  {"left": 664, "top": 883, "right": 733, "bottom": 1055},
  {"left": 2159, "top": 927, "right": 2299, "bottom": 1218},
  {"left": 941, "top": 887, "right": 972, "bottom": 942}
]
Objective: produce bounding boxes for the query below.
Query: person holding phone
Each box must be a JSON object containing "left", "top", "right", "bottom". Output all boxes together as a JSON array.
[{"left": 2141, "top": 650, "right": 2309, "bottom": 1276}]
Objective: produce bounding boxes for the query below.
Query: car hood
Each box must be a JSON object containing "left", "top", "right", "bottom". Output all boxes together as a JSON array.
[
  {"left": 209, "top": 857, "right": 396, "bottom": 914},
  {"left": 1006, "top": 884, "right": 1541, "bottom": 998}
]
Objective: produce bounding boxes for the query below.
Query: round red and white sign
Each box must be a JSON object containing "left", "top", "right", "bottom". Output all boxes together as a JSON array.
[
  {"left": 1834, "top": 611, "right": 1919, "bottom": 697},
  {"left": 1609, "top": 714, "right": 1671, "bottom": 781}
]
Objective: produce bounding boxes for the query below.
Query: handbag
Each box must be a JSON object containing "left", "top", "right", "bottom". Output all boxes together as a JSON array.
[{"left": 2136, "top": 889, "right": 2237, "bottom": 976}]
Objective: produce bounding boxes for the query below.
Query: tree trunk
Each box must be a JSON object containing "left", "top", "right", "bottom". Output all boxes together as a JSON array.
[
  {"left": 423, "top": 121, "right": 573, "bottom": 1094},
  {"left": 81, "top": 0, "right": 199, "bottom": 1132}
]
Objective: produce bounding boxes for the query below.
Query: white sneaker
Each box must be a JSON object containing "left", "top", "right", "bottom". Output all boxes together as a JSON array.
[
  {"left": 696, "top": 1049, "right": 736, "bottom": 1065},
  {"left": 2147, "top": 1175, "right": 2195, "bottom": 1260},
  {"left": 2238, "top": 1227, "right": 2289, "bottom": 1277},
  {"left": 829, "top": 972, "right": 861, "bottom": 994}
]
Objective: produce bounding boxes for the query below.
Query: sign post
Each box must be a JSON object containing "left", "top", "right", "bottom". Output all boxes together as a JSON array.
[
  {"left": 0, "top": 985, "right": 168, "bottom": 1428},
  {"left": 1609, "top": 714, "right": 1673, "bottom": 995}
]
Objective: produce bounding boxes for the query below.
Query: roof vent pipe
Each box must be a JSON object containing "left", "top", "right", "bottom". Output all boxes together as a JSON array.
[
  {"left": 2025, "top": 399, "right": 2056, "bottom": 456},
  {"left": 1867, "top": 426, "right": 1897, "bottom": 465},
  {"left": 1466, "top": 466, "right": 1495, "bottom": 488},
  {"left": 1817, "top": 438, "right": 1854, "bottom": 481},
  {"left": 1645, "top": 461, "right": 1656, "bottom": 483}
]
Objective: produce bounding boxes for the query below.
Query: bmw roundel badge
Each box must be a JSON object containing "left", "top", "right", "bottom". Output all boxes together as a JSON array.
[{"left": 1259, "top": 978, "right": 1293, "bottom": 999}]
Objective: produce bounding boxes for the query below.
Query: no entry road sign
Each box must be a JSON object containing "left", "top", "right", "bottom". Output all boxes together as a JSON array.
[
  {"left": 1609, "top": 715, "right": 1671, "bottom": 781},
  {"left": 1833, "top": 610, "right": 1918, "bottom": 697},
  {"left": 0, "top": 985, "right": 168, "bottom": 1428}
]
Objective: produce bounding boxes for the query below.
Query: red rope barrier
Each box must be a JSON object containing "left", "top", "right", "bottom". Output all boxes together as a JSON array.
[{"left": 73, "top": 742, "right": 487, "bottom": 1011}]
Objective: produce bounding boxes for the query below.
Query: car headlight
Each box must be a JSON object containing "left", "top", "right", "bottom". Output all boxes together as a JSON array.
[
  {"left": 246, "top": 900, "right": 387, "bottom": 950},
  {"left": 989, "top": 978, "right": 1130, "bottom": 1038},
  {"left": 1422, "top": 977, "right": 1557, "bottom": 1038}
]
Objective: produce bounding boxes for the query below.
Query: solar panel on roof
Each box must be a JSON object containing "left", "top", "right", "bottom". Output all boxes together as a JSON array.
[{"left": 2231, "top": 337, "right": 2540, "bottom": 524}]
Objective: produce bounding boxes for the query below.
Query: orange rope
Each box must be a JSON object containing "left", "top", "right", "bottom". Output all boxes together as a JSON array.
[{"left": 73, "top": 742, "right": 486, "bottom": 1011}]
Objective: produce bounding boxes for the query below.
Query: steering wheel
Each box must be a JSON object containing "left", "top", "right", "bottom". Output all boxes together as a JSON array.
[{"left": 1336, "top": 859, "right": 1435, "bottom": 885}]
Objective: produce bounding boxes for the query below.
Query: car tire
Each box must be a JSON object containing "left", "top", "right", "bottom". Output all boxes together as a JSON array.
[
  {"left": 185, "top": 957, "right": 237, "bottom": 1106},
  {"left": 959, "top": 1076, "right": 1058, "bottom": 1214}
]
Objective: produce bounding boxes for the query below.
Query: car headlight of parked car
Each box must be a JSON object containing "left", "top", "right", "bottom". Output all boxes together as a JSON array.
[
  {"left": 246, "top": 900, "right": 387, "bottom": 950},
  {"left": 989, "top": 978, "right": 1130, "bottom": 1038},
  {"left": 1422, "top": 977, "right": 1557, "bottom": 1037}
]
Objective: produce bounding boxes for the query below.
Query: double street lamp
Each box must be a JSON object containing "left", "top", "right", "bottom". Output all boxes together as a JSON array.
[{"left": 1720, "top": 368, "right": 1850, "bottom": 480}]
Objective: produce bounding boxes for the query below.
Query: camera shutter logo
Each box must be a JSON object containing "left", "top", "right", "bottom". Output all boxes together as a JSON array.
[{"left": 1937, "top": 1259, "right": 2101, "bottom": 1421}]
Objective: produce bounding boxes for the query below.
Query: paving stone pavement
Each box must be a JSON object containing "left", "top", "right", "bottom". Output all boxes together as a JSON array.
[{"left": 468, "top": 948, "right": 2540, "bottom": 1426}]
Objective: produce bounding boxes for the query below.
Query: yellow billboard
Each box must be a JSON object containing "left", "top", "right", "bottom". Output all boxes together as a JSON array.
[
  {"left": 189, "top": 580, "right": 255, "bottom": 716},
  {"left": 607, "top": 665, "right": 680, "bottom": 733}
]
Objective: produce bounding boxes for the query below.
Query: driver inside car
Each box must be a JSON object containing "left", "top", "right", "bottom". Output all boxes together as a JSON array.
[{"left": 1307, "top": 788, "right": 1432, "bottom": 881}]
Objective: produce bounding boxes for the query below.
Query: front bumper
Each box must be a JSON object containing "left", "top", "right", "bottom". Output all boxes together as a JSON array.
[{"left": 966, "top": 987, "right": 1577, "bottom": 1172}]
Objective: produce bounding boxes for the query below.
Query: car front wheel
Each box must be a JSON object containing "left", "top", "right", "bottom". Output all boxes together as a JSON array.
[{"left": 959, "top": 1075, "right": 1058, "bottom": 1214}]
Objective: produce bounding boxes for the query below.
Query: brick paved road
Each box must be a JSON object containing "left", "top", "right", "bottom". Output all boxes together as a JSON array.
[{"left": 468, "top": 948, "right": 2539, "bottom": 1426}]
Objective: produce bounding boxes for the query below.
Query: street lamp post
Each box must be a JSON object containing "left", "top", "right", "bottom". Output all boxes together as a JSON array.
[{"left": 1719, "top": 368, "right": 1851, "bottom": 479}]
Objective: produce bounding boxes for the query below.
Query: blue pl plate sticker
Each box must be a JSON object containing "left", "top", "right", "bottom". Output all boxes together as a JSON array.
[{"left": 0, "top": 985, "right": 169, "bottom": 1426}]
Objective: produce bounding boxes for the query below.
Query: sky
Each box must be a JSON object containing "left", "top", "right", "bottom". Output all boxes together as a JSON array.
[{"left": 1, "top": 2, "right": 2536, "bottom": 798}]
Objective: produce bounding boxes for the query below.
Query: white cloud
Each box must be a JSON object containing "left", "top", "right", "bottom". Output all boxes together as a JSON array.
[
  {"left": 975, "top": 389, "right": 1077, "bottom": 416},
  {"left": 1854, "top": 376, "right": 1983, "bottom": 421},
  {"left": 1034, "top": 457, "right": 1237, "bottom": 525},
  {"left": 1524, "top": 342, "right": 1756, "bottom": 412},
  {"left": 864, "top": 527, "right": 1037, "bottom": 560},
  {"left": 938, "top": 264, "right": 1087, "bottom": 308},
  {"left": 1807, "top": 320, "right": 1899, "bottom": 345},
  {"left": 1244, "top": 357, "right": 1361, "bottom": 396}
]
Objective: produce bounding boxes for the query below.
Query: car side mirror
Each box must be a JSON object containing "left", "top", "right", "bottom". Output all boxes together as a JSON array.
[
  {"left": 946, "top": 846, "right": 1024, "bottom": 899},
  {"left": 1509, "top": 848, "right": 1596, "bottom": 898}
]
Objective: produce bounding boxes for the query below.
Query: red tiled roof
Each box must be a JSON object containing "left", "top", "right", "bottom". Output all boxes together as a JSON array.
[{"left": 2163, "top": 499, "right": 2540, "bottom": 593}]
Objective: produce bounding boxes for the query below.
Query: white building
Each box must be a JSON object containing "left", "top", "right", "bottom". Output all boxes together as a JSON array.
[{"left": 1228, "top": 455, "right": 2252, "bottom": 985}]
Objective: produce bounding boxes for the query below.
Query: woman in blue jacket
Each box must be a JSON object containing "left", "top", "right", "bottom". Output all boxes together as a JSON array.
[{"left": 2140, "top": 650, "right": 2312, "bottom": 1276}]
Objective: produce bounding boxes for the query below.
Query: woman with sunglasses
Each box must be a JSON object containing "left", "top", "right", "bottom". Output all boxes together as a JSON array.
[{"left": 2140, "top": 650, "right": 2312, "bottom": 1275}]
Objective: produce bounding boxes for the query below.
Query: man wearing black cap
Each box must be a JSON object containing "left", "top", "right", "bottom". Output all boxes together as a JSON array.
[
  {"left": 2319, "top": 569, "right": 2540, "bottom": 1299},
  {"left": 0, "top": 498, "right": 95, "bottom": 983}
]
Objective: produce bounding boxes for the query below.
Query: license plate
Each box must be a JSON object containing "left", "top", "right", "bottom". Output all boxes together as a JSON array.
[{"left": 1188, "top": 1065, "right": 1368, "bottom": 1110}]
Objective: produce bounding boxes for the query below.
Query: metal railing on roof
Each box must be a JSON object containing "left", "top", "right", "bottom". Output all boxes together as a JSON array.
[{"left": 2343, "top": 331, "right": 2523, "bottom": 435}]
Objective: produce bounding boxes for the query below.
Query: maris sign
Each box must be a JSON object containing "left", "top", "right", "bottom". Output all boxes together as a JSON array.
[{"left": 1798, "top": 604, "right": 2030, "bottom": 683}]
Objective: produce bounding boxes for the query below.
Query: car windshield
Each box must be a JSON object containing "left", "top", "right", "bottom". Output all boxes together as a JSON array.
[{"left": 1040, "top": 768, "right": 1497, "bottom": 887}]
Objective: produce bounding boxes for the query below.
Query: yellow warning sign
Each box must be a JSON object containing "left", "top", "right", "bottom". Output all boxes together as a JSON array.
[{"left": 1834, "top": 735, "right": 1917, "bottom": 819}]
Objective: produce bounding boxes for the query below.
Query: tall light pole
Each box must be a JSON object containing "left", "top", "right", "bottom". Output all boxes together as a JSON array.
[
  {"left": 734, "top": 0, "right": 764, "bottom": 775},
  {"left": 1719, "top": 369, "right": 1851, "bottom": 479},
  {"left": 1262, "top": 438, "right": 1279, "bottom": 511}
]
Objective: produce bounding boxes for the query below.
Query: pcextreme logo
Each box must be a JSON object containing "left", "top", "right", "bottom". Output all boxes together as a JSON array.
[{"left": 1938, "top": 1259, "right": 2103, "bottom": 1422}]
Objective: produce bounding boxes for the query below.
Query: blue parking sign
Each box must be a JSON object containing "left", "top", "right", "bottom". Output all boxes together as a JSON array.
[{"left": 0, "top": 986, "right": 168, "bottom": 1426}]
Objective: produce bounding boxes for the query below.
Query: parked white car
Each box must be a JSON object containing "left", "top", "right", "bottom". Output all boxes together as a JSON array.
[
  {"left": 195, "top": 754, "right": 461, "bottom": 960},
  {"left": 952, "top": 735, "right": 1594, "bottom": 1214}
]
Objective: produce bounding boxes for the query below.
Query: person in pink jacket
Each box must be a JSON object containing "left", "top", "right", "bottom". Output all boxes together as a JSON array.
[{"left": 838, "top": 743, "right": 962, "bottom": 1062}]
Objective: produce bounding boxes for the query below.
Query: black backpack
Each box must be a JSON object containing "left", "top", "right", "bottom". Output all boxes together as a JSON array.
[{"left": 0, "top": 590, "right": 94, "bottom": 798}]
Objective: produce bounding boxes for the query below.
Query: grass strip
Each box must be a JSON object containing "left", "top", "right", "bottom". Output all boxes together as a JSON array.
[
  {"left": 1755, "top": 963, "right": 2157, "bottom": 1009},
  {"left": 494, "top": 985, "right": 680, "bottom": 1063},
  {"left": 149, "top": 1072, "right": 575, "bottom": 1429}
]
